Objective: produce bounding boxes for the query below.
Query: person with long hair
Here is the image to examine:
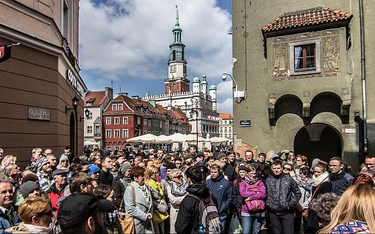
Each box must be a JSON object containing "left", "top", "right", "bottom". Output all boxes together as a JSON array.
[
  {"left": 145, "top": 165, "right": 168, "bottom": 234},
  {"left": 166, "top": 168, "right": 188, "bottom": 234},
  {"left": 239, "top": 164, "right": 267, "bottom": 234},
  {"left": 124, "top": 166, "right": 153, "bottom": 233},
  {"left": 295, "top": 155, "right": 308, "bottom": 178},
  {"left": 319, "top": 183, "right": 375, "bottom": 233},
  {"left": 305, "top": 162, "right": 332, "bottom": 233}
]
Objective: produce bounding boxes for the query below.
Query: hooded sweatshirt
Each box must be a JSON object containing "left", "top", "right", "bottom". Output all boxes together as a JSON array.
[{"left": 175, "top": 183, "right": 210, "bottom": 234}]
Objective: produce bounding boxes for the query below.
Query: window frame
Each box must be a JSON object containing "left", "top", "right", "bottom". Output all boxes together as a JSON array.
[
  {"left": 105, "top": 129, "right": 112, "bottom": 138},
  {"left": 118, "top": 104, "right": 123, "bottom": 111},
  {"left": 114, "top": 117, "right": 120, "bottom": 125},
  {"left": 114, "top": 129, "right": 120, "bottom": 138},
  {"left": 289, "top": 39, "right": 321, "bottom": 76},
  {"left": 112, "top": 104, "right": 117, "bottom": 111},
  {"left": 87, "top": 126, "right": 92, "bottom": 133},
  {"left": 123, "top": 117, "right": 129, "bottom": 124},
  {"left": 106, "top": 117, "right": 111, "bottom": 125},
  {"left": 123, "top": 129, "right": 129, "bottom": 138}
]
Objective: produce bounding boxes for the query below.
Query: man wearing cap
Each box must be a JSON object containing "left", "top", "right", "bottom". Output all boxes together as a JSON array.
[
  {"left": 88, "top": 164, "right": 100, "bottom": 183},
  {"left": 57, "top": 192, "right": 112, "bottom": 234},
  {"left": 48, "top": 169, "right": 69, "bottom": 213},
  {"left": 218, "top": 153, "right": 236, "bottom": 182},
  {"left": 113, "top": 162, "right": 132, "bottom": 209},
  {"left": 36, "top": 158, "right": 53, "bottom": 192}
]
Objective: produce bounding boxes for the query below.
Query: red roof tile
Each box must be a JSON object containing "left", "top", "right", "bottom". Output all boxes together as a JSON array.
[
  {"left": 262, "top": 6, "right": 352, "bottom": 33},
  {"left": 84, "top": 91, "right": 106, "bottom": 107},
  {"left": 219, "top": 113, "right": 232, "bottom": 120}
]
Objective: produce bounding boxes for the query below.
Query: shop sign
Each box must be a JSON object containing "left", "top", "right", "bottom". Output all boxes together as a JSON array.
[
  {"left": 341, "top": 128, "right": 356, "bottom": 134},
  {"left": 67, "top": 69, "right": 84, "bottom": 97},
  {"left": 239, "top": 120, "right": 251, "bottom": 127},
  {"left": 28, "top": 107, "right": 50, "bottom": 121}
]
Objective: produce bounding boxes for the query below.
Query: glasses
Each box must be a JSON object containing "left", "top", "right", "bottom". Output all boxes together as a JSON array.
[
  {"left": 38, "top": 210, "right": 53, "bottom": 217},
  {"left": 61, "top": 160, "right": 68, "bottom": 162},
  {"left": 283, "top": 167, "right": 292, "bottom": 171},
  {"left": 81, "top": 170, "right": 89, "bottom": 173}
]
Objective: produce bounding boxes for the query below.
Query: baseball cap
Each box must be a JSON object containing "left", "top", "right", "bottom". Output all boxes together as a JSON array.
[
  {"left": 57, "top": 193, "right": 112, "bottom": 228},
  {"left": 52, "top": 169, "right": 69, "bottom": 178},
  {"left": 88, "top": 164, "right": 100, "bottom": 175}
]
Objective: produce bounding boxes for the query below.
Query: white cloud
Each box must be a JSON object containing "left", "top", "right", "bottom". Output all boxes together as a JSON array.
[
  {"left": 217, "top": 98, "right": 233, "bottom": 114},
  {"left": 217, "top": 80, "right": 233, "bottom": 97},
  {"left": 79, "top": 0, "right": 232, "bottom": 84}
]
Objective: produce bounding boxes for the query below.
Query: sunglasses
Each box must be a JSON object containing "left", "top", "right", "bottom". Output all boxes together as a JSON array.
[
  {"left": 283, "top": 167, "right": 292, "bottom": 171},
  {"left": 37, "top": 210, "right": 53, "bottom": 217}
]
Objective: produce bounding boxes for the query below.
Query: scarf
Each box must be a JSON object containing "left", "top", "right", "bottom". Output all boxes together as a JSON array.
[
  {"left": 23, "top": 223, "right": 50, "bottom": 234},
  {"left": 297, "top": 177, "right": 312, "bottom": 190},
  {"left": 244, "top": 175, "right": 259, "bottom": 185},
  {"left": 146, "top": 178, "right": 164, "bottom": 196},
  {"left": 170, "top": 178, "right": 188, "bottom": 196},
  {"left": 312, "top": 171, "right": 330, "bottom": 187}
]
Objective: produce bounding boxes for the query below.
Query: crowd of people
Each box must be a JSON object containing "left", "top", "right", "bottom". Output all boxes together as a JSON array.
[{"left": 0, "top": 145, "right": 374, "bottom": 234}]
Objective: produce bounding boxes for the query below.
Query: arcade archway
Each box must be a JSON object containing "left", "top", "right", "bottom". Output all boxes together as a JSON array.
[{"left": 294, "top": 123, "right": 342, "bottom": 163}]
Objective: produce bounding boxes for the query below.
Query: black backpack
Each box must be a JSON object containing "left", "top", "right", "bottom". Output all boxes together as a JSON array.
[{"left": 188, "top": 194, "right": 222, "bottom": 234}]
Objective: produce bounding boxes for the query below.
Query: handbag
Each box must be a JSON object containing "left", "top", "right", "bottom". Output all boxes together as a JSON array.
[
  {"left": 118, "top": 185, "right": 136, "bottom": 234},
  {"left": 246, "top": 199, "right": 265, "bottom": 212},
  {"left": 302, "top": 184, "right": 321, "bottom": 219}
]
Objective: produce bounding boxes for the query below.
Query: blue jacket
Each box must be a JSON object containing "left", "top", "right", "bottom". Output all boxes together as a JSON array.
[
  {"left": 205, "top": 174, "right": 233, "bottom": 214},
  {"left": 0, "top": 206, "right": 21, "bottom": 233},
  {"left": 330, "top": 171, "right": 353, "bottom": 196}
]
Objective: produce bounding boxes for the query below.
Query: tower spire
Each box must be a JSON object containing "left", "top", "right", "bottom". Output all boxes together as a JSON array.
[{"left": 175, "top": 5, "right": 180, "bottom": 28}]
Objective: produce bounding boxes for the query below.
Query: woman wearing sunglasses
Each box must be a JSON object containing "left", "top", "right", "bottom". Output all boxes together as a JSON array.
[{"left": 8, "top": 196, "right": 53, "bottom": 233}]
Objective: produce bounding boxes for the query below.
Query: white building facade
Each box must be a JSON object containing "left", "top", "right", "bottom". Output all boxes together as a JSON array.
[{"left": 143, "top": 8, "right": 219, "bottom": 139}]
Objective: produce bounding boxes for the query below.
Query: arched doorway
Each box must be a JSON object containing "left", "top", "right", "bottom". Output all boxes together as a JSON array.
[
  {"left": 294, "top": 123, "right": 342, "bottom": 163},
  {"left": 70, "top": 113, "right": 75, "bottom": 154}
]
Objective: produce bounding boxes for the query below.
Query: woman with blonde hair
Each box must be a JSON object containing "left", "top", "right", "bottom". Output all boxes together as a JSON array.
[
  {"left": 145, "top": 165, "right": 168, "bottom": 233},
  {"left": 9, "top": 196, "right": 52, "bottom": 233},
  {"left": 319, "top": 183, "right": 375, "bottom": 233}
]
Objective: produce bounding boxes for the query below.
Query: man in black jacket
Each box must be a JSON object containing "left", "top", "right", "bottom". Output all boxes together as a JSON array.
[
  {"left": 266, "top": 160, "right": 301, "bottom": 234},
  {"left": 100, "top": 156, "right": 114, "bottom": 186},
  {"left": 175, "top": 166, "right": 210, "bottom": 234}
]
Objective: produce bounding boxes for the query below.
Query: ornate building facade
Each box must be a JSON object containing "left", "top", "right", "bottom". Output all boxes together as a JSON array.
[
  {"left": 232, "top": 1, "right": 375, "bottom": 168},
  {"left": 143, "top": 8, "right": 220, "bottom": 139}
]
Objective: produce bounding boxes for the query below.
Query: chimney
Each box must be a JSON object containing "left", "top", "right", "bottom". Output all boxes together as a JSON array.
[
  {"left": 105, "top": 87, "right": 113, "bottom": 100},
  {"left": 118, "top": 92, "right": 128, "bottom": 97},
  {"left": 132, "top": 95, "right": 140, "bottom": 100}
]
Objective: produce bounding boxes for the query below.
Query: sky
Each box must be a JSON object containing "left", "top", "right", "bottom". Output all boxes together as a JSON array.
[{"left": 79, "top": 0, "right": 233, "bottom": 113}]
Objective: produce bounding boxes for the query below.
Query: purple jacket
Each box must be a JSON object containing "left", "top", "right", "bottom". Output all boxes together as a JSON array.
[{"left": 239, "top": 179, "right": 267, "bottom": 213}]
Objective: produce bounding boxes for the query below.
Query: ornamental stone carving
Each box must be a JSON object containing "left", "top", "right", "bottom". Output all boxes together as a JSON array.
[
  {"left": 273, "top": 43, "right": 288, "bottom": 80},
  {"left": 323, "top": 36, "right": 340, "bottom": 75}
]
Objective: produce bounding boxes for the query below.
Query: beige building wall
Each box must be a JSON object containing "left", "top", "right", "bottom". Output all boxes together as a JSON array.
[{"left": 0, "top": 0, "right": 85, "bottom": 164}]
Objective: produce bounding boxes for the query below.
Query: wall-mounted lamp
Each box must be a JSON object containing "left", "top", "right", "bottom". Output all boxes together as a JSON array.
[
  {"left": 222, "top": 72, "right": 245, "bottom": 103},
  {"left": 80, "top": 109, "right": 91, "bottom": 122},
  {"left": 65, "top": 96, "right": 79, "bottom": 114}
]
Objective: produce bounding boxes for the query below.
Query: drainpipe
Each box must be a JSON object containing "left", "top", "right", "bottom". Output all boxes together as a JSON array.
[{"left": 359, "top": 0, "right": 368, "bottom": 155}]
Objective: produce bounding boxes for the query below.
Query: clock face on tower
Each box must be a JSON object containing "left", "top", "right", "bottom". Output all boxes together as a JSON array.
[{"left": 170, "top": 65, "right": 176, "bottom": 73}]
